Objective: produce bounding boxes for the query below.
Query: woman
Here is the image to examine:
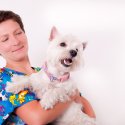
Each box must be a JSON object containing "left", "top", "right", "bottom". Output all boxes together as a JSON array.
[{"left": 0, "top": 10, "right": 96, "bottom": 125}]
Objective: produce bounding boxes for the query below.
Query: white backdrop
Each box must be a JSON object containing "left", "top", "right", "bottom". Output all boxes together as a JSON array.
[{"left": 0, "top": 0, "right": 125, "bottom": 125}]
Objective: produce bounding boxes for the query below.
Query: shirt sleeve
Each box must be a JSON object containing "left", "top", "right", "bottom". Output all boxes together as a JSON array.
[
  {"left": 0, "top": 99, "right": 14, "bottom": 124},
  {"left": 0, "top": 70, "right": 37, "bottom": 124},
  {"left": 0, "top": 89, "right": 37, "bottom": 124}
]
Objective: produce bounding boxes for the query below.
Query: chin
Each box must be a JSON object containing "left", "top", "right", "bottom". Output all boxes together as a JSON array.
[{"left": 11, "top": 53, "right": 28, "bottom": 61}]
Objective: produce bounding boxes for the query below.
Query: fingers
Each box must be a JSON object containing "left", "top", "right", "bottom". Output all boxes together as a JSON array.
[{"left": 70, "top": 89, "right": 81, "bottom": 102}]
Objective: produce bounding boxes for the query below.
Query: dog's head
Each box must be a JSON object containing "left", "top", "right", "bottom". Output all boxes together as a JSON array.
[{"left": 46, "top": 26, "right": 87, "bottom": 73}]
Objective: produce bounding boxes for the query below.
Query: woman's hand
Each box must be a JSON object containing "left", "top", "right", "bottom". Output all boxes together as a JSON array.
[
  {"left": 70, "top": 89, "right": 82, "bottom": 103},
  {"left": 79, "top": 96, "right": 96, "bottom": 118},
  {"left": 70, "top": 89, "right": 96, "bottom": 118}
]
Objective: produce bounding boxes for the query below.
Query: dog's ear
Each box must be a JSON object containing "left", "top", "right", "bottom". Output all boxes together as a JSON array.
[
  {"left": 49, "top": 26, "right": 59, "bottom": 41},
  {"left": 82, "top": 42, "right": 87, "bottom": 50}
]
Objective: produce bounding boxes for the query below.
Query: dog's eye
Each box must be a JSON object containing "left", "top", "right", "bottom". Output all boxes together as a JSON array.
[
  {"left": 60, "top": 42, "right": 66, "bottom": 47},
  {"left": 76, "top": 48, "right": 78, "bottom": 52}
]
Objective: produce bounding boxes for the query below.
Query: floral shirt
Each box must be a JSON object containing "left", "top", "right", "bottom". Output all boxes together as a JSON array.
[{"left": 0, "top": 67, "right": 41, "bottom": 125}]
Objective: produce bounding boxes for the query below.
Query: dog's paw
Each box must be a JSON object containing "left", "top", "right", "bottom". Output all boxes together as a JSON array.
[
  {"left": 56, "top": 88, "right": 70, "bottom": 102},
  {"left": 40, "top": 99, "right": 54, "bottom": 110},
  {"left": 6, "top": 82, "right": 22, "bottom": 94},
  {"left": 40, "top": 90, "right": 58, "bottom": 109}
]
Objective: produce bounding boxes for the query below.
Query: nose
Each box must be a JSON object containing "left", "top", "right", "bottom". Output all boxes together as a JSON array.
[
  {"left": 11, "top": 36, "right": 20, "bottom": 46},
  {"left": 70, "top": 50, "right": 77, "bottom": 57}
]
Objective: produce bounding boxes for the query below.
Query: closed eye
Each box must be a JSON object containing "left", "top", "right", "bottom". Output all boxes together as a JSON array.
[
  {"left": 15, "top": 31, "right": 22, "bottom": 35},
  {"left": 14, "top": 28, "right": 23, "bottom": 36},
  {"left": 0, "top": 37, "right": 8, "bottom": 42}
]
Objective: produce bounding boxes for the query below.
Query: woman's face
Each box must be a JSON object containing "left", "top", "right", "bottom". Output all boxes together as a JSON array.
[{"left": 0, "top": 19, "right": 28, "bottom": 62}]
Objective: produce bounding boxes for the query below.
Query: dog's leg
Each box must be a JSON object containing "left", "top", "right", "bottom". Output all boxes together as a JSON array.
[
  {"left": 6, "top": 75, "right": 30, "bottom": 94},
  {"left": 40, "top": 87, "right": 70, "bottom": 109},
  {"left": 54, "top": 102, "right": 96, "bottom": 125}
]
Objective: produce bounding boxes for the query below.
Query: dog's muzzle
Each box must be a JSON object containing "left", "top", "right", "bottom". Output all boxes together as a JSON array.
[{"left": 61, "top": 58, "right": 73, "bottom": 67}]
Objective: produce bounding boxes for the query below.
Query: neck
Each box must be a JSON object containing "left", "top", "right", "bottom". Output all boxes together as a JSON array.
[
  {"left": 42, "top": 62, "right": 70, "bottom": 82},
  {"left": 5, "top": 57, "right": 35, "bottom": 75},
  {"left": 47, "top": 63, "right": 64, "bottom": 77}
]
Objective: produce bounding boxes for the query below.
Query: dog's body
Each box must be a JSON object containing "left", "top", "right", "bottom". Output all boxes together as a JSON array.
[{"left": 6, "top": 27, "right": 96, "bottom": 125}]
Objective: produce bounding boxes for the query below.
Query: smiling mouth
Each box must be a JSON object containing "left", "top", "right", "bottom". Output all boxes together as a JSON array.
[
  {"left": 12, "top": 46, "right": 24, "bottom": 52},
  {"left": 61, "top": 58, "right": 73, "bottom": 67}
]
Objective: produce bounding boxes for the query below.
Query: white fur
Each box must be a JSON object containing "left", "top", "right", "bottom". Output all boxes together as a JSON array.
[{"left": 6, "top": 27, "right": 96, "bottom": 125}]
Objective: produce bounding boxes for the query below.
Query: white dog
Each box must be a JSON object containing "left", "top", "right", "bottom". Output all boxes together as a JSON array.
[{"left": 6, "top": 27, "right": 96, "bottom": 125}]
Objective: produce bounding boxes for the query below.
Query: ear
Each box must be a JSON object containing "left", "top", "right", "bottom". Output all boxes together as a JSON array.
[
  {"left": 82, "top": 42, "right": 87, "bottom": 50},
  {"left": 49, "top": 26, "right": 59, "bottom": 41}
]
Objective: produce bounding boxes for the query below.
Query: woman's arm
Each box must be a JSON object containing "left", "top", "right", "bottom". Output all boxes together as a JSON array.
[
  {"left": 15, "top": 100, "right": 72, "bottom": 125},
  {"left": 15, "top": 91, "right": 95, "bottom": 125},
  {"left": 79, "top": 96, "right": 96, "bottom": 118},
  {"left": 15, "top": 89, "right": 81, "bottom": 125}
]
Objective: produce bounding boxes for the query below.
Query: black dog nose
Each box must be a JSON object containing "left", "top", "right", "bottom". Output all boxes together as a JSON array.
[{"left": 70, "top": 50, "right": 77, "bottom": 57}]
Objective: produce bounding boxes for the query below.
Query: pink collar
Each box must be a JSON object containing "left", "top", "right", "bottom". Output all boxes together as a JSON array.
[{"left": 42, "top": 63, "right": 70, "bottom": 82}]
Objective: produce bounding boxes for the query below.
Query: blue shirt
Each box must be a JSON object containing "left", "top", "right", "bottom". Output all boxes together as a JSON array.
[{"left": 0, "top": 67, "right": 41, "bottom": 125}]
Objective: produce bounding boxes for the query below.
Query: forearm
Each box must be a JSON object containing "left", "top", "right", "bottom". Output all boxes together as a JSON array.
[
  {"left": 80, "top": 96, "right": 96, "bottom": 118},
  {"left": 15, "top": 100, "right": 71, "bottom": 125},
  {"left": 39, "top": 100, "right": 72, "bottom": 124}
]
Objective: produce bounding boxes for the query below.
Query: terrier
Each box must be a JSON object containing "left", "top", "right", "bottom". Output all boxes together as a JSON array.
[{"left": 6, "top": 27, "right": 96, "bottom": 125}]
